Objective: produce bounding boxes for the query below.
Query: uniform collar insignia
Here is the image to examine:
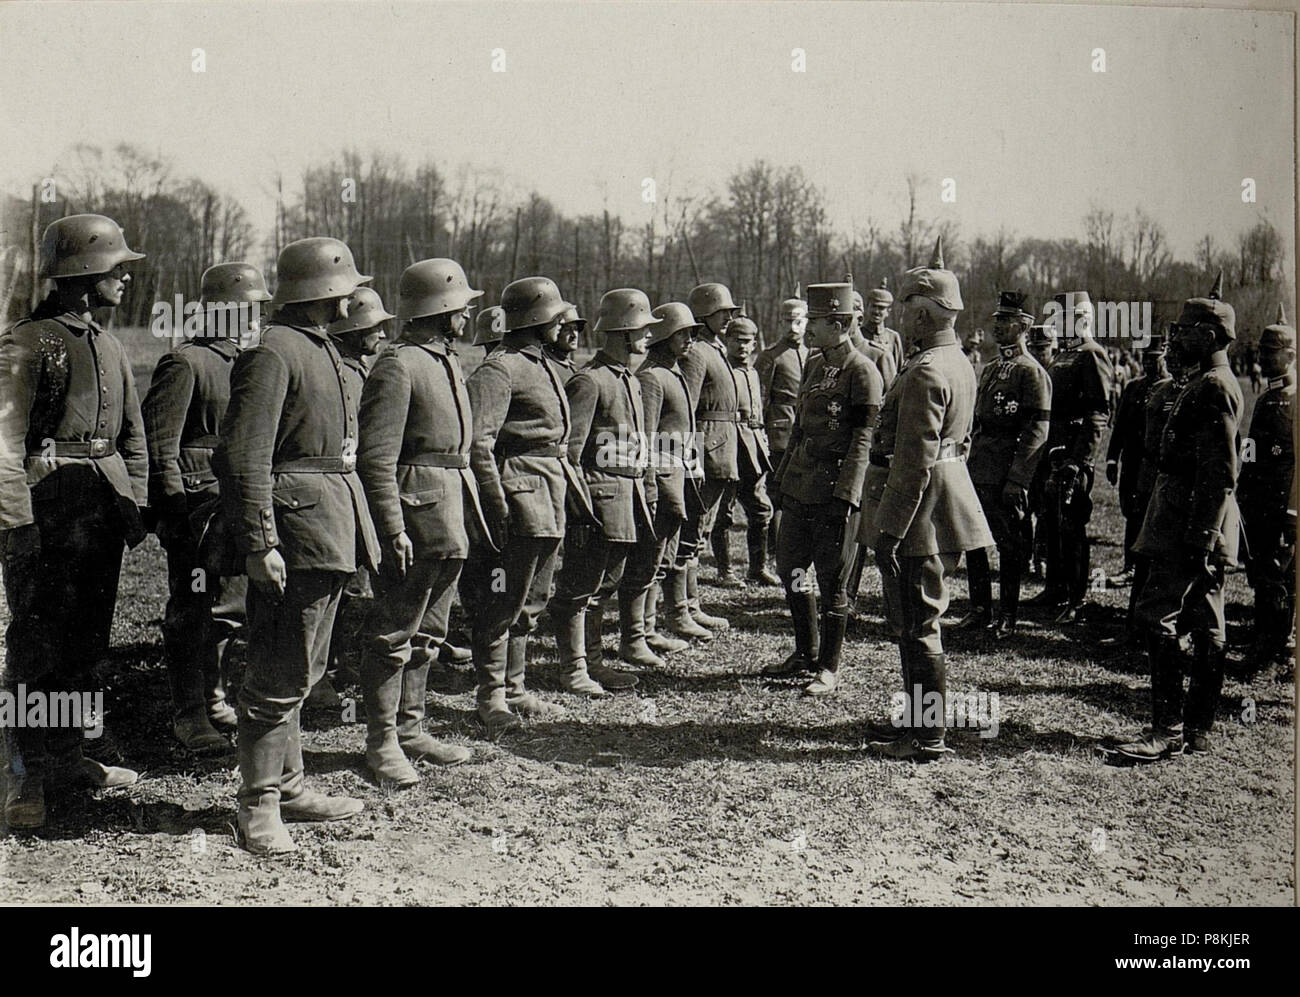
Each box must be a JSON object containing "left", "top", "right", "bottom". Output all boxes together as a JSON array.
[
  {"left": 998, "top": 345, "right": 1020, "bottom": 359},
  {"left": 1268, "top": 373, "right": 1294, "bottom": 390}
]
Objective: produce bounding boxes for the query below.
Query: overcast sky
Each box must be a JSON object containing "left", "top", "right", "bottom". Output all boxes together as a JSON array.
[{"left": 0, "top": 0, "right": 1293, "bottom": 262}]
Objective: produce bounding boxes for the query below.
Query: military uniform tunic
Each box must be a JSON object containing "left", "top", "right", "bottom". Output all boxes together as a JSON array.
[
  {"left": 0, "top": 299, "right": 148, "bottom": 715},
  {"left": 756, "top": 340, "right": 808, "bottom": 458},
  {"left": 850, "top": 329, "right": 898, "bottom": 391},
  {"left": 677, "top": 333, "right": 741, "bottom": 571},
  {"left": 1106, "top": 371, "right": 1167, "bottom": 566}
]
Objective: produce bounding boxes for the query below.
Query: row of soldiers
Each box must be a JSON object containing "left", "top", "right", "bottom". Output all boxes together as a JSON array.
[{"left": 1, "top": 214, "right": 1292, "bottom": 849}]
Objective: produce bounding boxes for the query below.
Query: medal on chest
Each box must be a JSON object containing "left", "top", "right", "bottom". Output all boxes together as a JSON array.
[
  {"left": 826, "top": 398, "right": 842, "bottom": 431},
  {"left": 815, "top": 364, "right": 841, "bottom": 392}
]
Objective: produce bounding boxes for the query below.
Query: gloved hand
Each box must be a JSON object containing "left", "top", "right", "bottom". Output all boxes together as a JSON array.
[
  {"left": 1055, "top": 461, "right": 1081, "bottom": 505},
  {"left": 488, "top": 511, "right": 510, "bottom": 553},
  {"left": 1105, "top": 460, "right": 1119, "bottom": 487},
  {"left": 1001, "top": 482, "right": 1028, "bottom": 519},
  {"left": 873, "top": 531, "right": 902, "bottom": 576}
]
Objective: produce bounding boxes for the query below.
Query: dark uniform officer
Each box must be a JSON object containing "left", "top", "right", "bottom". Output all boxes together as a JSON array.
[
  {"left": 860, "top": 238, "right": 994, "bottom": 760},
  {"left": 677, "top": 282, "right": 739, "bottom": 631},
  {"left": 953, "top": 291, "right": 1051, "bottom": 637},
  {"left": 551, "top": 289, "right": 658, "bottom": 694},
  {"left": 465, "top": 276, "right": 591, "bottom": 738},
  {"left": 620, "top": 302, "right": 703, "bottom": 657},
  {"left": 757, "top": 297, "right": 809, "bottom": 552},
  {"left": 1024, "top": 322, "right": 1057, "bottom": 577},
  {"left": 1037, "top": 290, "right": 1113, "bottom": 622},
  {"left": 1114, "top": 274, "right": 1244, "bottom": 762},
  {"left": 1238, "top": 305, "right": 1296, "bottom": 674},
  {"left": 316, "top": 286, "right": 393, "bottom": 708},
  {"left": 0, "top": 214, "right": 147, "bottom": 829},
  {"left": 765, "top": 282, "right": 882, "bottom": 696},
  {"left": 218, "top": 237, "right": 380, "bottom": 853},
  {"left": 1104, "top": 335, "right": 1170, "bottom": 586},
  {"left": 356, "top": 261, "right": 480, "bottom": 787},
  {"left": 143, "top": 262, "right": 269, "bottom": 755},
  {"left": 710, "top": 317, "right": 777, "bottom": 586}
]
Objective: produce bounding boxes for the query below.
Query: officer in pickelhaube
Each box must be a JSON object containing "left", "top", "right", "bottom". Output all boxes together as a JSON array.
[
  {"left": 1, "top": 214, "right": 149, "bottom": 830},
  {"left": 1112, "top": 272, "right": 1244, "bottom": 762}
]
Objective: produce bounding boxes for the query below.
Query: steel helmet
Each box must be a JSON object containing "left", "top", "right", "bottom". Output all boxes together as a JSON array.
[
  {"left": 38, "top": 213, "right": 145, "bottom": 279},
  {"left": 687, "top": 282, "right": 739, "bottom": 320},
  {"left": 501, "top": 276, "right": 571, "bottom": 331},
  {"left": 473, "top": 306, "right": 507, "bottom": 347},
  {"left": 270, "top": 237, "right": 371, "bottom": 307},
  {"left": 648, "top": 302, "right": 701, "bottom": 346},
  {"left": 593, "top": 288, "right": 662, "bottom": 335},
  {"left": 329, "top": 287, "right": 396, "bottom": 336},
  {"left": 200, "top": 262, "right": 272, "bottom": 304},
  {"left": 558, "top": 303, "right": 587, "bottom": 330},
  {"left": 397, "top": 258, "right": 483, "bottom": 324}
]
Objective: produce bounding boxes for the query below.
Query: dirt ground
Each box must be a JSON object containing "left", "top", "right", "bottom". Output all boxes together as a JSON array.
[{"left": 0, "top": 375, "right": 1294, "bottom": 906}]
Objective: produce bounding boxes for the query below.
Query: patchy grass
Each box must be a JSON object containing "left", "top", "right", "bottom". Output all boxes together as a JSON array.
[{"left": 1, "top": 380, "right": 1292, "bottom": 905}]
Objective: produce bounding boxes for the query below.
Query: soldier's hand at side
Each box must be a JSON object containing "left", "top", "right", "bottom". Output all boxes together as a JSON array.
[
  {"left": 390, "top": 531, "right": 415, "bottom": 576},
  {"left": 1001, "top": 482, "right": 1028, "bottom": 519},
  {"left": 872, "top": 532, "right": 902, "bottom": 577},
  {"left": 1105, "top": 460, "right": 1119, "bottom": 487},
  {"left": 1, "top": 523, "right": 40, "bottom": 569},
  {"left": 1198, "top": 552, "right": 1218, "bottom": 588},
  {"left": 488, "top": 512, "right": 510, "bottom": 552},
  {"left": 246, "top": 548, "right": 287, "bottom": 601}
]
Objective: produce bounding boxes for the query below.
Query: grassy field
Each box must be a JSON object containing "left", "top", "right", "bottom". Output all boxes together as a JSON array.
[{"left": 0, "top": 362, "right": 1293, "bottom": 906}]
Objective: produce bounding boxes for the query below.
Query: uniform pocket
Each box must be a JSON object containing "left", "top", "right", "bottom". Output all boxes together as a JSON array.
[
  {"left": 503, "top": 475, "right": 542, "bottom": 495},
  {"left": 271, "top": 478, "right": 322, "bottom": 511},
  {"left": 588, "top": 481, "right": 620, "bottom": 501},
  {"left": 399, "top": 481, "right": 445, "bottom": 507}
]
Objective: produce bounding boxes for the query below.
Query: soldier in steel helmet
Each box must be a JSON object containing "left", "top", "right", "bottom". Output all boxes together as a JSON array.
[
  {"left": 142, "top": 261, "right": 270, "bottom": 755},
  {"left": 765, "top": 281, "right": 883, "bottom": 697},
  {"left": 464, "top": 276, "right": 593, "bottom": 738},
  {"left": 549, "top": 288, "right": 659, "bottom": 694},
  {"left": 0, "top": 213, "right": 149, "bottom": 830},
  {"left": 860, "top": 238, "right": 994, "bottom": 760},
  {"left": 473, "top": 305, "right": 507, "bottom": 357},
  {"left": 675, "top": 282, "right": 740, "bottom": 632},
  {"left": 948, "top": 290, "right": 1051, "bottom": 639},
  {"left": 547, "top": 303, "right": 585, "bottom": 381},
  {"left": 1238, "top": 304, "right": 1296, "bottom": 678},
  {"left": 620, "top": 302, "right": 704, "bottom": 658},
  {"left": 217, "top": 237, "right": 380, "bottom": 853},
  {"left": 354, "top": 261, "right": 482, "bottom": 787},
  {"left": 1111, "top": 273, "right": 1244, "bottom": 762}
]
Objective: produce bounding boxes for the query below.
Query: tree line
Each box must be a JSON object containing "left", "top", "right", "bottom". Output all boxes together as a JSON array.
[{"left": 1, "top": 143, "right": 1291, "bottom": 350}]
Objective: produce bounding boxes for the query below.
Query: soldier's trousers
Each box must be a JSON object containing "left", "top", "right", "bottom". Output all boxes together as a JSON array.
[
  {"left": 363, "top": 557, "right": 464, "bottom": 674},
  {"left": 878, "top": 552, "right": 960, "bottom": 658},
  {"left": 1243, "top": 511, "right": 1295, "bottom": 658},
  {"left": 551, "top": 526, "right": 630, "bottom": 663},
  {"left": 712, "top": 466, "right": 773, "bottom": 559},
  {"left": 1118, "top": 488, "right": 1144, "bottom": 571},
  {"left": 1135, "top": 551, "right": 1227, "bottom": 644},
  {"left": 775, "top": 498, "right": 860, "bottom": 619},
  {"left": 1043, "top": 467, "right": 1094, "bottom": 603},
  {"left": 623, "top": 504, "right": 681, "bottom": 604},
  {"left": 676, "top": 477, "right": 737, "bottom": 569},
  {"left": 2, "top": 500, "right": 127, "bottom": 776},
  {"left": 462, "top": 535, "right": 561, "bottom": 704},
  {"left": 162, "top": 538, "right": 246, "bottom": 718},
  {"left": 239, "top": 569, "right": 348, "bottom": 730}
]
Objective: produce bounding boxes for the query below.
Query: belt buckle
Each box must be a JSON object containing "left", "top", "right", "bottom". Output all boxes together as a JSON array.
[
  {"left": 90, "top": 438, "right": 109, "bottom": 457},
  {"left": 341, "top": 453, "right": 356, "bottom": 473}
]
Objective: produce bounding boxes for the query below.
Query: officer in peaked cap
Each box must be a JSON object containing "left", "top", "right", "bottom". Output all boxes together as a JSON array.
[
  {"left": 950, "top": 290, "right": 1052, "bottom": 638},
  {"left": 620, "top": 302, "right": 704, "bottom": 656},
  {"left": 849, "top": 284, "right": 898, "bottom": 390},
  {"left": 463, "top": 276, "right": 592, "bottom": 739},
  {"left": 865, "top": 278, "right": 905, "bottom": 375},
  {"left": 217, "top": 236, "right": 379, "bottom": 853},
  {"left": 677, "top": 282, "right": 741, "bottom": 634},
  {"left": 1034, "top": 288, "right": 1114, "bottom": 623},
  {"left": 354, "top": 260, "right": 481, "bottom": 788},
  {"left": 766, "top": 281, "right": 882, "bottom": 696},
  {"left": 549, "top": 288, "right": 660, "bottom": 693},
  {"left": 143, "top": 261, "right": 271, "bottom": 756},
  {"left": 1237, "top": 303, "right": 1296, "bottom": 676},
  {"left": 1, "top": 214, "right": 148, "bottom": 830},
  {"left": 1113, "top": 272, "right": 1244, "bottom": 762},
  {"left": 1104, "top": 330, "right": 1170, "bottom": 590},
  {"left": 859, "top": 237, "right": 993, "bottom": 759}
]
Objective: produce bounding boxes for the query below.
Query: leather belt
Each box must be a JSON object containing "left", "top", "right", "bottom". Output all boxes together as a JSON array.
[
  {"left": 28, "top": 438, "right": 115, "bottom": 459},
  {"left": 184, "top": 435, "right": 221, "bottom": 450},
  {"left": 402, "top": 452, "right": 470, "bottom": 469},
  {"left": 498, "top": 441, "right": 565, "bottom": 459},
  {"left": 273, "top": 456, "right": 356, "bottom": 473},
  {"left": 872, "top": 448, "right": 963, "bottom": 468},
  {"left": 698, "top": 410, "right": 742, "bottom": 422},
  {"left": 591, "top": 464, "right": 647, "bottom": 479}
]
